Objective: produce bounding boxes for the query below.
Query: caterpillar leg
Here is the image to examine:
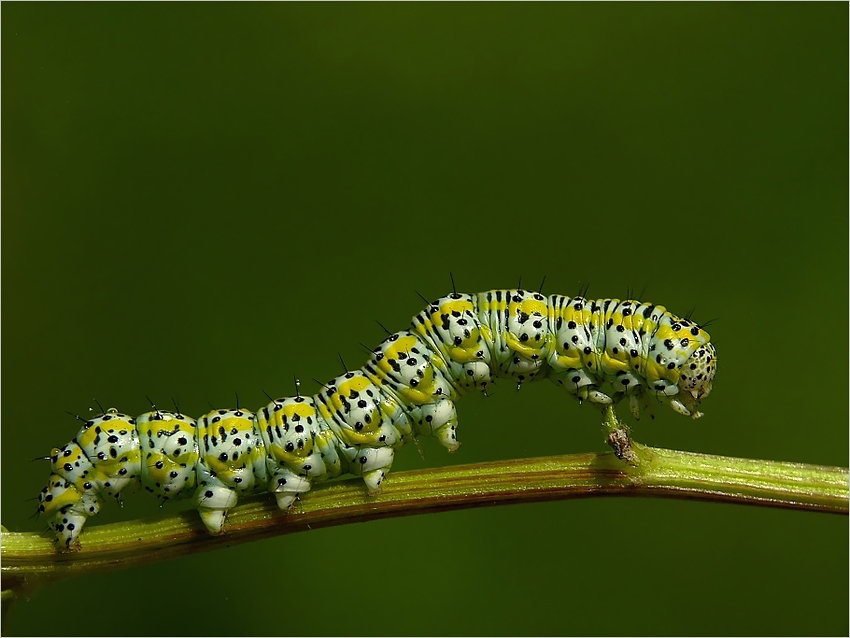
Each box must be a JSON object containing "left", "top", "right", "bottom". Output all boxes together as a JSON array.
[
  {"left": 410, "top": 399, "right": 460, "bottom": 453},
  {"left": 347, "top": 446, "right": 395, "bottom": 495},
  {"left": 578, "top": 386, "right": 613, "bottom": 405},
  {"left": 648, "top": 383, "right": 704, "bottom": 418},
  {"left": 433, "top": 416, "right": 460, "bottom": 453},
  {"left": 663, "top": 395, "right": 703, "bottom": 419},
  {"left": 551, "top": 369, "right": 613, "bottom": 406},
  {"left": 362, "top": 468, "right": 387, "bottom": 495},
  {"left": 195, "top": 484, "right": 238, "bottom": 535},
  {"left": 269, "top": 469, "right": 312, "bottom": 510},
  {"left": 627, "top": 388, "right": 655, "bottom": 420}
]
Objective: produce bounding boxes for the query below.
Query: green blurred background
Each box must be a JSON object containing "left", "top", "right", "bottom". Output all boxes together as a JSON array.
[{"left": 2, "top": 4, "right": 847, "bottom": 636}]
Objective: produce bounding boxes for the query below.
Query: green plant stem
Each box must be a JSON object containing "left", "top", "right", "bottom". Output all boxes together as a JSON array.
[{"left": 3, "top": 417, "right": 846, "bottom": 612}]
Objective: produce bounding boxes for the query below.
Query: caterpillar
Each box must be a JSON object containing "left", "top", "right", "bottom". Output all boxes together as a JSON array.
[{"left": 38, "top": 289, "right": 717, "bottom": 550}]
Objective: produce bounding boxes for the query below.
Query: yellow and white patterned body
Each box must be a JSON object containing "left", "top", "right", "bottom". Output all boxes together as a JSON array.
[
  {"left": 38, "top": 289, "right": 716, "bottom": 550},
  {"left": 194, "top": 409, "right": 268, "bottom": 533},
  {"left": 256, "top": 395, "right": 342, "bottom": 510},
  {"left": 137, "top": 410, "right": 198, "bottom": 501}
]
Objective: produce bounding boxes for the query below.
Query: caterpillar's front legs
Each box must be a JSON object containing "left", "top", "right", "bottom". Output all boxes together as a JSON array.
[
  {"left": 662, "top": 397, "right": 703, "bottom": 419},
  {"left": 650, "top": 383, "right": 704, "bottom": 419}
]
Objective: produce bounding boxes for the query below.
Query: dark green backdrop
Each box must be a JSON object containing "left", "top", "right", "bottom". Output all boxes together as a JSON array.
[{"left": 3, "top": 4, "right": 847, "bottom": 636}]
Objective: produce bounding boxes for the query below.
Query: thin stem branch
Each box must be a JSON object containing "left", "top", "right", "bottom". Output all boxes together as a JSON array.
[
  {"left": 3, "top": 427, "right": 847, "bottom": 609},
  {"left": 2, "top": 406, "right": 847, "bottom": 636}
]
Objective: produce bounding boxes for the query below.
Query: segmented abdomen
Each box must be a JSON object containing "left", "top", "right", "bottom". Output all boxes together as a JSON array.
[{"left": 38, "top": 289, "right": 717, "bottom": 550}]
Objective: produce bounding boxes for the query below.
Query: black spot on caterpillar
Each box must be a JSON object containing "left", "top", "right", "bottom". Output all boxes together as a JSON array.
[{"left": 38, "top": 289, "right": 716, "bottom": 550}]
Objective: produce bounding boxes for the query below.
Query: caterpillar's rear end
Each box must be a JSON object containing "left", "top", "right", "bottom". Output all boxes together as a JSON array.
[{"left": 37, "top": 288, "right": 716, "bottom": 550}]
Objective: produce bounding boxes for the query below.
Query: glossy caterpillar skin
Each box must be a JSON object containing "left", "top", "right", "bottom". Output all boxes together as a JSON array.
[{"left": 38, "top": 290, "right": 717, "bottom": 550}]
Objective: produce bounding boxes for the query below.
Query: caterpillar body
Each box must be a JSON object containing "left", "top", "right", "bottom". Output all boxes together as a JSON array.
[{"left": 38, "top": 289, "right": 717, "bottom": 550}]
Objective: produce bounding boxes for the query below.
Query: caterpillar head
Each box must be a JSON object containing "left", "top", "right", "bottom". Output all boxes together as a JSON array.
[{"left": 674, "top": 342, "right": 717, "bottom": 418}]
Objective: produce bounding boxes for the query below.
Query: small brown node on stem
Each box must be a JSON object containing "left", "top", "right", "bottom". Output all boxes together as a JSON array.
[{"left": 607, "top": 427, "right": 638, "bottom": 465}]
